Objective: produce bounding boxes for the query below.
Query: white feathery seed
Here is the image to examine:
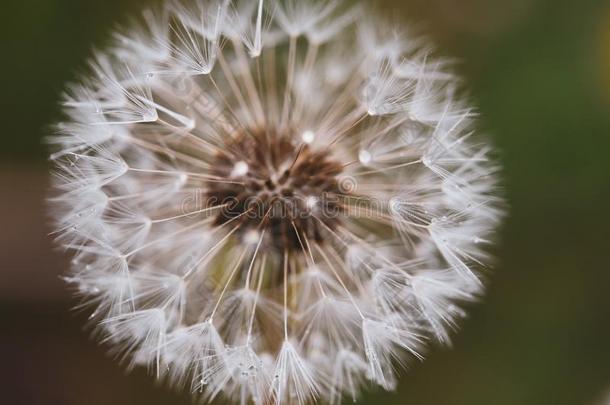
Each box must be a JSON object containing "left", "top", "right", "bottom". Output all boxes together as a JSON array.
[{"left": 49, "top": 0, "right": 504, "bottom": 403}]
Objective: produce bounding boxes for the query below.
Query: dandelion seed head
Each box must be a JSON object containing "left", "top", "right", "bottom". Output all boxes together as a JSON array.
[{"left": 49, "top": 0, "right": 504, "bottom": 403}]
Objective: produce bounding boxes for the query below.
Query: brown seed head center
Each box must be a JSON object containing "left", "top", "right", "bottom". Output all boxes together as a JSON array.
[{"left": 207, "top": 128, "right": 345, "bottom": 253}]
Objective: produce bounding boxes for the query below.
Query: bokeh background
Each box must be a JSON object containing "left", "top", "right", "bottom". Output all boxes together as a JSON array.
[{"left": 2, "top": 0, "right": 610, "bottom": 404}]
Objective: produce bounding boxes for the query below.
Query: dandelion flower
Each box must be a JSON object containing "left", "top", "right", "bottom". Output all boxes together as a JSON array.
[{"left": 49, "top": 0, "right": 504, "bottom": 403}]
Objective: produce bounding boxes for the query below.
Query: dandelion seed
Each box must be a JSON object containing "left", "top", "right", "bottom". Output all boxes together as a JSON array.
[{"left": 49, "top": 0, "right": 503, "bottom": 403}]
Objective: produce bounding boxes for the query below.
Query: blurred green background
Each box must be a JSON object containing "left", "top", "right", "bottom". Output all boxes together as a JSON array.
[{"left": 1, "top": 0, "right": 610, "bottom": 404}]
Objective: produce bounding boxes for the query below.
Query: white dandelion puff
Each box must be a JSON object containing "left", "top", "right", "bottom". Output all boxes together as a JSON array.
[
  {"left": 49, "top": 0, "right": 504, "bottom": 403},
  {"left": 272, "top": 341, "right": 319, "bottom": 405},
  {"left": 362, "top": 318, "right": 424, "bottom": 390},
  {"left": 328, "top": 349, "right": 369, "bottom": 404},
  {"left": 102, "top": 308, "right": 167, "bottom": 374}
]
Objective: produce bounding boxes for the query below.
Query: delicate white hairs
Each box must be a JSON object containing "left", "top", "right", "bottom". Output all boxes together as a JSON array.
[{"left": 49, "top": 1, "right": 504, "bottom": 404}]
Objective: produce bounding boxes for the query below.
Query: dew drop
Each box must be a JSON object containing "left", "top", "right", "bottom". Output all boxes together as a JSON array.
[
  {"left": 231, "top": 161, "right": 249, "bottom": 177},
  {"left": 359, "top": 150, "right": 372, "bottom": 165},
  {"left": 301, "top": 130, "right": 315, "bottom": 144}
]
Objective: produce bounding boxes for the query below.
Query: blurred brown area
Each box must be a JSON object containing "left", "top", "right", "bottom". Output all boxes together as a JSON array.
[{"left": 1, "top": 0, "right": 610, "bottom": 404}]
